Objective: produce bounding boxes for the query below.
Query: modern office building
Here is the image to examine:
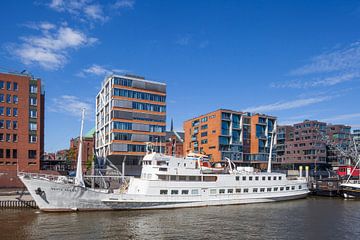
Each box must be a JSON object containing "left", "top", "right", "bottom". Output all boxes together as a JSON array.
[
  {"left": 183, "top": 109, "right": 276, "bottom": 167},
  {"left": 0, "top": 71, "right": 45, "bottom": 187},
  {"left": 95, "top": 74, "right": 166, "bottom": 176}
]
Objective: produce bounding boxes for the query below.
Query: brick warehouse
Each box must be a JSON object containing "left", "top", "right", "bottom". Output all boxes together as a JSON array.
[{"left": 0, "top": 72, "right": 44, "bottom": 187}]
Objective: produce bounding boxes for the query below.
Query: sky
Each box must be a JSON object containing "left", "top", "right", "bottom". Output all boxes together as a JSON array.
[{"left": 1, "top": 0, "right": 360, "bottom": 152}]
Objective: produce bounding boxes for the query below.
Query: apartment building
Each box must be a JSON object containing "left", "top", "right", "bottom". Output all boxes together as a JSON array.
[
  {"left": 95, "top": 74, "right": 166, "bottom": 176},
  {"left": 183, "top": 109, "right": 276, "bottom": 166},
  {"left": 352, "top": 129, "right": 360, "bottom": 149},
  {"left": 326, "top": 124, "right": 351, "bottom": 166},
  {"left": 0, "top": 72, "right": 44, "bottom": 187}
]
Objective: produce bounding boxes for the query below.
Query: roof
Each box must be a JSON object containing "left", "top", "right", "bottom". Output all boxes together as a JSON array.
[
  {"left": 166, "top": 131, "right": 184, "bottom": 142},
  {"left": 84, "top": 127, "right": 96, "bottom": 138}
]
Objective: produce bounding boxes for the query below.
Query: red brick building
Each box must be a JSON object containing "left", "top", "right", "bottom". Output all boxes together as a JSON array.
[
  {"left": 0, "top": 72, "right": 44, "bottom": 187},
  {"left": 69, "top": 128, "right": 95, "bottom": 172},
  {"left": 165, "top": 131, "right": 184, "bottom": 157}
]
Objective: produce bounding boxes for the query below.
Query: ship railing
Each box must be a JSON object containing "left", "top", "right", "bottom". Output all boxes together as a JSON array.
[{"left": 18, "top": 172, "right": 75, "bottom": 184}]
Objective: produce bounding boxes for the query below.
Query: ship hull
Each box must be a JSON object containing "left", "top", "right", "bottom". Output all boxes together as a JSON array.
[
  {"left": 20, "top": 175, "right": 309, "bottom": 212},
  {"left": 340, "top": 184, "right": 360, "bottom": 199}
]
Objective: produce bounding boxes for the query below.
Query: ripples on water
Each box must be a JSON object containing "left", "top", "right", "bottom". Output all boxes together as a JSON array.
[{"left": 1, "top": 197, "right": 360, "bottom": 240}]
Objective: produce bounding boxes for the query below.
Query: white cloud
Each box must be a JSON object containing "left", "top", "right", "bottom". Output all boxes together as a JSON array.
[
  {"left": 320, "top": 113, "right": 360, "bottom": 123},
  {"left": 243, "top": 96, "right": 331, "bottom": 113},
  {"left": 290, "top": 42, "right": 360, "bottom": 76},
  {"left": 10, "top": 23, "right": 97, "bottom": 70},
  {"left": 113, "top": 0, "right": 135, "bottom": 9},
  {"left": 51, "top": 95, "right": 94, "bottom": 119},
  {"left": 271, "top": 72, "right": 360, "bottom": 89},
  {"left": 84, "top": 4, "right": 108, "bottom": 22},
  {"left": 48, "top": 0, "right": 108, "bottom": 23},
  {"left": 175, "top": 35, "right": 191, "bottom": 46},
  {"left": 271, "top": 41, "right": 360, "bottom": 89},
  {"left": 78, "top": 64, "right": 127, "bottom": 77}
]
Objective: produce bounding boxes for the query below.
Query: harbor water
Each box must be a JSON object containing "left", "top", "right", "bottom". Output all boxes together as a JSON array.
[{"left": 1, "top": 197, "right": 359, "bottom": 240}]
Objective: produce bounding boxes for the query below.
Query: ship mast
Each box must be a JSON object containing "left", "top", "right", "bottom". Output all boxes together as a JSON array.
[
  {"left": 267, "top": 120, "right": 277, "bottom": 173},
  {"left": 75, "top": 108, "right": 85, "bottom": 187}
]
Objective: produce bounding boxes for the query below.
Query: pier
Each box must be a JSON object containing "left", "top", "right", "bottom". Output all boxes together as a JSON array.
[{"left": 0, "top": 190, "right": 38, "bottom": 209}]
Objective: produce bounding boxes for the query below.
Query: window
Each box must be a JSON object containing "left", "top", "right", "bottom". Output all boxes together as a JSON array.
[
  {"left": 13, "top": 82, "right": 18, "bottom": 91},
  {"left": 13, "top": 121, "right": 17, "bottom": 129},
  {"left": 210, "top": 189, "right": 217, "bottom": 195},
  {"left": 267, "top": 188, "right": 272, "bottom": 192},
  {"left": 113, "top": 121, "right": 132, "bottom": 130},
  {"left": 113, "top": 77, "right": 132, "bottom": 87},
  {"left": 6, "top": 94, "right": 11, "bottom": 103},
  {"left": 291, "top": 186, "right": 295, "bottom": 190},
  {"left": 262, "top": 176, "right": 266, "bottom": 181},
  {"left": 201, "top": 124, "right": 208, "bottom": 130},
  {"left": 6, "top": 120, "right": 11, "bottom": 129},
  {"left": 0, "top": 149, "right": 3, "bottom": 158},
  {"left": 242, "top": 176, "right": 246, "bottom": 181},
  {"left": 255, "top": 176, "right": 259, "bottom": 181},
  {"left": 179, "top": 176, "right": 186, "bottom": 181},
  {"left": 0, "top": 94, "right": 4, "bottom": 102},
  {"left": 280, "top": 187, "right": 284, "bottom": 191},
  {"left": 6, "top": 82, "right": 11, "bottom": 90},
  {"left": 249, "top": 176, "right": 253, "bottom": 181},
  {"left": 0, "top": 120, "right": 3, "bottom": 128},
  {"left": 12, "top": 149, "right": 17, "bottom": 159},
  {"left": 13, "top": 108, "right": 17, "bottom": 116},
  {"left": 0, "top": 133, "right": 3, "bottom": 141},
  {"left": 29, "top": 122, "right": 37, "bottom": 131},
  {"left": 274, "top": 187, "right": 278, "bottom": 191},
  {"left": 0, "top": 107, "right": 3, "bottom": 115},
  {"left": 268, "top": 176, "right": 271, "bottom": 181},
  {"left": 30, "top": 97, "right": 37, "bottom": 106},
  {"left": 273, "top": 176, "right": 277, "bottom": 180},
  {"left": 298, "top": 185, "right": 302, "bottom": 190},
  {"left": 6, "top": 149, "right": 11, "bottom": 158},
  {"left": 132, "top": 102, "right": 166, "bottom": 112},
  {"left": 30, "top": 85, "right": 37, "bottom": 93},
  {"left": 201, "top": 132, "right": 208, "bottom": 137},
  {"left": 227, "top": 189, "right": 233, "bottom": 194},
  {"left": 6, "top": 107, "right": 11, "bottom": 116},
  {"left": 13, "top": 95, "right": 18, "bottom": 104},
  {"left": 113, "top": 88, "right": 166, "bottom": 102},
  {"left": 191, "top": 189, "right": 199, "bottom": 195},
  {"left": 160, "top": 190, "right": 168, "bottom": 195},
  {"left": 286, "top": 187, "right": 290, "bottom": 191},
  {"left": 0, "top": 81, "right": 3, "bottom": 89},
  {"left": 236, "top": 176, "right": 240, "bottom": 181},
  {"left": 236, "top": 188, "right": 241, "bottom": 193},
  {"left": 13, "top": 134, "right": 17, "bottom": 142},
  {"left": 30, "top": 109, "right": 37, "bottom": 118},
  {"left": 260, "top": 188, "right": 265, "bottom": 192},
  {"left": 253, "top": 188, "right": 258, "bottom": 193},
  {"left": 171, "top": 190, "right": 179, "bottom": 195},
  {"left": 201, "top": 139, "right": 208, "bottom": 144},
  {"left": 28, "top": 150, "right": 36, "bottom": 159},
  {"left": 6, "top": 134, "right": 11, "bottom": 142},
  {"left": 29, "top": 135, "right": 37, "bottom": 143},
  {"left": 244, "top": 188, "right": 249, "bottom": 193},
  {"left": 181, "top": 190, "right": 189, "bottom": 195},
  {"left": 279, "top": 176, "right": 282, "bottom": 180},
  {"left": 219, "top": 189, "right": 225, "bottom": 194}
]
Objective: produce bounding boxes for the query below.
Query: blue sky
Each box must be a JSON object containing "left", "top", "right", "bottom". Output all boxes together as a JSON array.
[{"left": 1, "top": 0, "right": 360, "bottom": 152}]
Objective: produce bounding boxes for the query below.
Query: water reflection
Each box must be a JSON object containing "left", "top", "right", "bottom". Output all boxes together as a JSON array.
[{"left": 1, "top": 198, "right": 360, "bottom": 240}]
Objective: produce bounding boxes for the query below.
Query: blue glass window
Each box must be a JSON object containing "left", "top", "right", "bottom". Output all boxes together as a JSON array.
[
  {"left": 113, "top": 122, "right": 132, "bottom": 130},
  {"left": 113, "top": 77, "right": 132, "bottom": 87}
]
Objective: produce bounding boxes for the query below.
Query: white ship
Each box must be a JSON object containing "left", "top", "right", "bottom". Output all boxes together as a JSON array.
[{"left": 19, "top": 110, "right": 309, "bottom": 212}]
